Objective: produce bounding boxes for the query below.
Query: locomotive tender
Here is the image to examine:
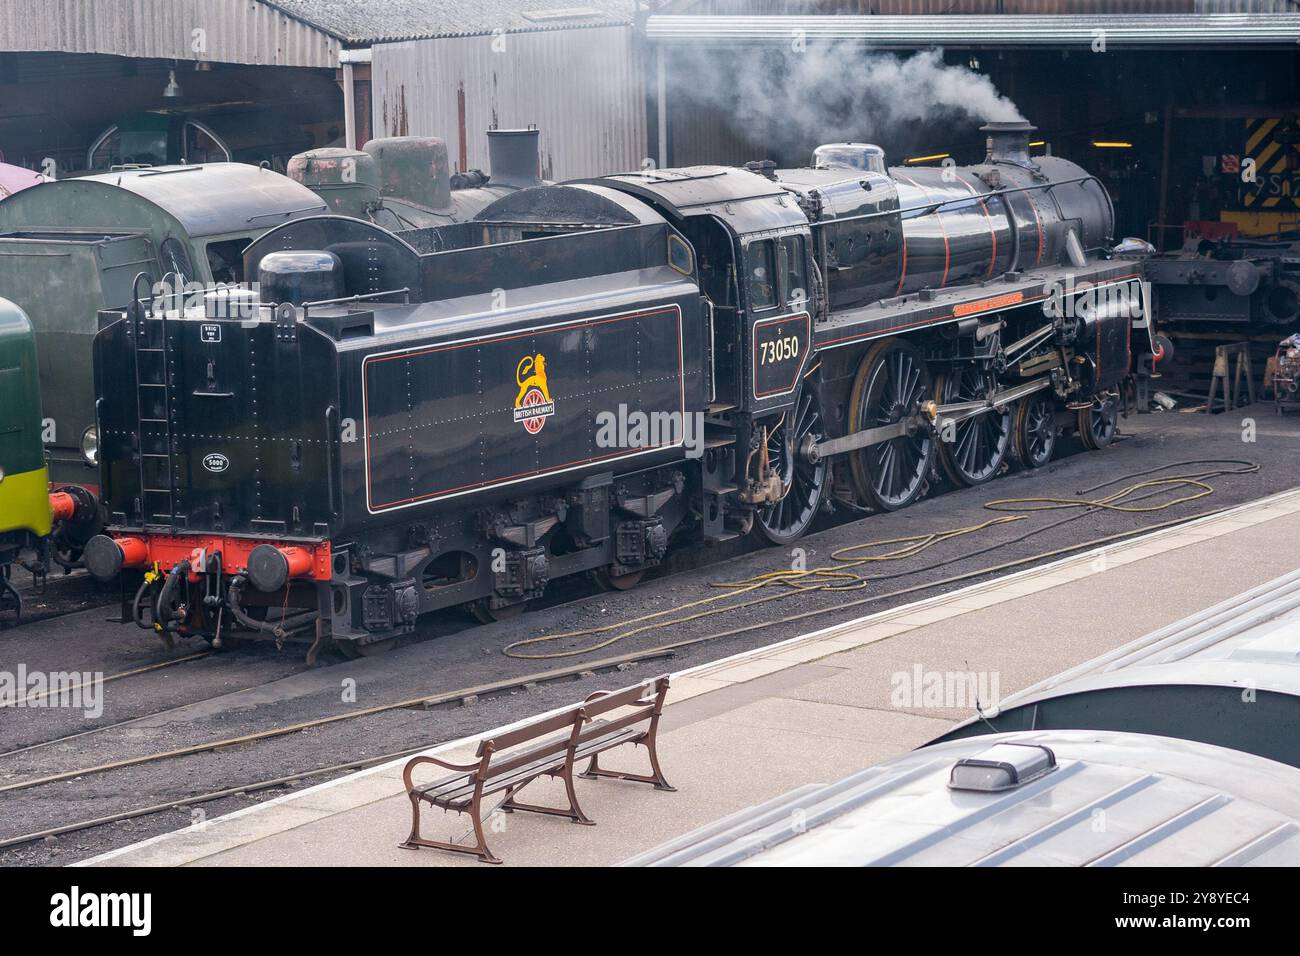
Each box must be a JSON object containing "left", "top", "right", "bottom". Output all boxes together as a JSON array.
[{"left": 84, "top": 121, "right": 1146, "bottom": 656}]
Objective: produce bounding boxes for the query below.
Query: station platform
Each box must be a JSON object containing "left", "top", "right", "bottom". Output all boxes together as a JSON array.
[{"left": 81, "top": 487, "right": 1300, "bottom": 867}]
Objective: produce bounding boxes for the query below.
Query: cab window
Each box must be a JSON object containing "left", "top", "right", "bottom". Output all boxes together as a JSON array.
[
  {"left": 206, "top": 237, "right": 253, "bottom": 284},
  {"left": 746, "top": 240, "right": 777, "bottom": 311},
  {"left": 778, "top": 235, "right": 808, "bottom": 309}
]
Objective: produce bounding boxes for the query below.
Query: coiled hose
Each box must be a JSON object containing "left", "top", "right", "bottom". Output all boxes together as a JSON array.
[{"left": 502, "top": 458, "right": 1261, "bottom": 660}]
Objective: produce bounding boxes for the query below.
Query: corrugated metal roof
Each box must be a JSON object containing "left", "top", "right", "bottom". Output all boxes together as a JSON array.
[
  {"left": 267, "top": 0, "right": 639, "bottom": 43},
  {"left": 930, "top": 568, "right": 1300, "bottom": 765},
  {"left": 623, "top": 730, "right": 1300, "bottom": 866},
  {"left": 0, "top": 0, "right": 341, "bottom": 67},
  {"left": 645, "top": 13, "right": 1300, "bottom": 45},
  {"left": 372, "top": 27, "right": 647, "bottom": 181}
]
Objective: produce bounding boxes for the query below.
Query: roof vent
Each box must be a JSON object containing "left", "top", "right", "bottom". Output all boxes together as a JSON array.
[{"left": 948, "top": 742, "right": 1057, "bottom": 793}]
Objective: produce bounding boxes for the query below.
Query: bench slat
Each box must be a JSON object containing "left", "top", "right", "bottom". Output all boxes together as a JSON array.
[{"left": 485, "top": 703, "right": 585, "bottom": 753}]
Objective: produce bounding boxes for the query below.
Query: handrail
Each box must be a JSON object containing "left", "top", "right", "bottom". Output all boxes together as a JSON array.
[{"left": 806, "top": 174, "right": 1104, "bottom": 230}]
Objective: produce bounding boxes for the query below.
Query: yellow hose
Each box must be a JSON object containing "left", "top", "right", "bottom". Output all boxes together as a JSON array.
[{"left": 503, "top": 460, "right": 1256, "bottom": 661}]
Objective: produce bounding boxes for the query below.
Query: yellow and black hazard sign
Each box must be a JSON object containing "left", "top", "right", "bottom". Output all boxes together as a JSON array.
[{"left": 1239, "top": 117, "right": 1299, "bottom": 210}]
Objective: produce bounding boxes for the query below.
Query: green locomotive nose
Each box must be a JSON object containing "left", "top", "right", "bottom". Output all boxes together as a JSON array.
[{"left": 0, "top": 297, "right": 52, "bottom": 542}]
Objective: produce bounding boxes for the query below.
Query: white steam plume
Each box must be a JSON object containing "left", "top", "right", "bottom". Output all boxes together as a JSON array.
[{"left": 668, "top": 45, "right": 1023, "bottom": 157}]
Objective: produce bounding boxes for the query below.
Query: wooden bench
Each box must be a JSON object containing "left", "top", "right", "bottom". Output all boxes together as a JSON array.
[{"left": 400, "top": 675, "right": 673, "bottom": 863}]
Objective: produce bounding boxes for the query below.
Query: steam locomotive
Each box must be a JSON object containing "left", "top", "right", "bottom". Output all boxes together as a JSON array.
[{"left": 83, "top": 121, "right": 1147, "bottom": 657}]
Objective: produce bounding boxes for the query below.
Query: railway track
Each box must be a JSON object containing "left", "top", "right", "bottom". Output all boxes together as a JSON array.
[
  {"left": 0, "top": 465, "right": 1260, "bottom": 855},
  {"left": 0, "top": 649, "right": 676, "bottom": 850},
  {"left": 3, "top": 457, "right": 1233, "bottom": 763},
  {"left": 2, "top": 407, "right": 1288, "bottom": 867}
]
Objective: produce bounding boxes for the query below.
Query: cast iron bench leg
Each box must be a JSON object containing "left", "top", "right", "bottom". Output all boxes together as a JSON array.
[
  {"left": 499, "top": 769, "right": 595, "bottom": 826},
  {"left": 581, "top": 738, "right": 675, "bottom": 792},
  {"left": 399, "top": 792, "right": 503, "bottom": 864}
]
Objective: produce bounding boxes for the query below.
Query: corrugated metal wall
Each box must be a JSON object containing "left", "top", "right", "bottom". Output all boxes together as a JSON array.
[
  {"left": 372, "top": 26, "right": 648, "bottom": 181},
  {"left": 0, "top": 0, "right": 339, "bottom": 67}
]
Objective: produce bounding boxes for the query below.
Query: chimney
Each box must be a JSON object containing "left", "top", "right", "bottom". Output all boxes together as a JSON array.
[
  {"left": 981, "top": 121, "right": 1037, "bottom": 169},
  {"left": 487, "top": 127, "right": 543, "bottom": 188}
]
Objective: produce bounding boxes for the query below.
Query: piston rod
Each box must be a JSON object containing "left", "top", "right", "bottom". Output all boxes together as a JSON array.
[{"left": 805, "top": 376, "right": 1054, "bottom": 462}]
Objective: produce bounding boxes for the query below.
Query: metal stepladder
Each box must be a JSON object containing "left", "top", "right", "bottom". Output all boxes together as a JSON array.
[{"left": 1204, "top": 342, "right": 1256, "bottom": 414}]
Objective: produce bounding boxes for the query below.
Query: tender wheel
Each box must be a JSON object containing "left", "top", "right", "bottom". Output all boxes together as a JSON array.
[
  {"left": 933, "top": 366, "right": 1011, "bottom": 486},
  {"left": 470, "top": 598, "right": 528, "bottom": 624},
  {"left": 755, "top": 387, "right": 828, "bottom": 544},
  {"left": 848, "top": 338, "right": 934, "bottom": 511},
  {"left": 593, "top": 567, "right": 645, "bottom": 591},
  {"left": 1013, "top": 393, "right": 1058, "bottom": 469},
  {"left": 1078, "top": 393, "right": 1119, "bottom": 450},
  {"left": 335, "top": 637, "right": 396, "bottom": 659}
]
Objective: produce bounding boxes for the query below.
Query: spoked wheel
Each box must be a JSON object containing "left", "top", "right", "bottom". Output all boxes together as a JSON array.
[
  {"left": 933, "top": 366, "right": 1011, "bottom": 486},
  {"left": 848, "top": 338, "right": 934, "bottom": 511},
  {"left": 1078, "top": 393, "right": 1119, "bottom": 450},
  {"left": 755, "top": 387, "right": 828, "bottom": 545},
  {"left": 1013, "top": 393, "right": 1058, "bottom": 469},
  {"left": 470, "top": 598, "right": 528, "bottom": 625}
]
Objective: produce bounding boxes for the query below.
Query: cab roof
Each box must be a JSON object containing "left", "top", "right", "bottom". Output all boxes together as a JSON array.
[{"left": 592, "top": 165, "right": 807, "bottom": 235}]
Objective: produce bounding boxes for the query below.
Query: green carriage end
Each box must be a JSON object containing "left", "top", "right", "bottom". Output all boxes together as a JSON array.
[{"left": 0, "top": 297, "right": 52, "bottom": 541}]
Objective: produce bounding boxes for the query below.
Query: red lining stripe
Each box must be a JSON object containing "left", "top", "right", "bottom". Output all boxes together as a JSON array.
[
  {"left": 955, "top": 173, "right": 998, "bottom": 278},
  {"left": 362, "top": 305, "right": 686, "bottom": 511},
  {"left": 1023, "top": 190, "right": 1046, "bottom": 267},
  {"left": 894, "top": 227, "right": 909, "bottom": 297},
  {"left": 815, "top": 273, "right": 1143, "bottom": 349},
  {"left": 896, "top": 173, "right": 950, "bottom": 289}
]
